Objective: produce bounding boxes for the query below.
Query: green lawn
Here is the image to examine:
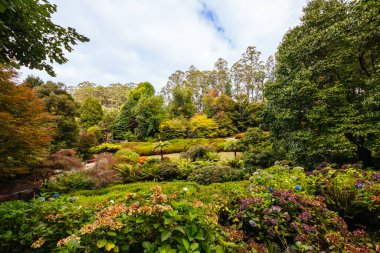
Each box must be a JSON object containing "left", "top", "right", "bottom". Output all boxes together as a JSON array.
[
  {"left": 148, "top": 151, "right": 242, "bottom": 161},
  {"left": 71, "top": 180, "right": 249, "bottom": 206}
]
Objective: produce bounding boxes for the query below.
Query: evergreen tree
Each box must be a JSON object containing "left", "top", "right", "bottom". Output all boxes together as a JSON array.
[{"left": 80, "top": 97, "right": 103, "bottom": 129}]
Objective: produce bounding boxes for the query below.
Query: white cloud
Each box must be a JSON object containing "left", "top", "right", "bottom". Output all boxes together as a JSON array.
[{"left": 20, "top": 0, "right": 306, "bottom": 90}]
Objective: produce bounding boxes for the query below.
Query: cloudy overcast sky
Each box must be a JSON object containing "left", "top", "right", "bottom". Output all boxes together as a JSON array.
[{"left": 20, "top": 0, "right": 307, "bottom": 90}]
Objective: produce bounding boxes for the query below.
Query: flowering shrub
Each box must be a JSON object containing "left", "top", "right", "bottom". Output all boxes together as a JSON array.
[
  {"left": 17, "top": 186, "right": 239, "bottom": 252},
  {"left": 223, "top": 188, "right": 377, "bottom": 252}
]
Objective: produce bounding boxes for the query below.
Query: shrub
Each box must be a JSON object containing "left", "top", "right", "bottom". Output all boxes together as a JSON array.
[
  {"left": 26, "top": 186, "right": 235, "bottom": 252},
  {"left": 188, "top": 165, "right": 243, "bottom": 185},
  {"left": 77, "top": 131, "right": 98, "bottom": 160},
  {"left": 157, "top": 162, "right": 182, "bottom": 181},
  {"left": 87, "top": 125, "right": 102, "bottom": 142},
  {"left": 85, "top": 153, "right": 121, "bottom": 188},
  {"left": 40, "top": 149, "right": 83, "bottom": 172},
  {"left": 159, "top": 118, "right": 188, "bottom": 140},
  {"left": 114, "top": 148, "right": 139, "bottom": 164},
  {"left": 223, "top": 188, "right": 377, "bottom": 252},
  {"left": 89, "top": 143, "right": 121, "bottom": 154},
  {"left": 40, "top": 171, "right": 94, "bottom": 194},
  {"left": 189, "top": 114, "right": 219, "bottom": 138},
  {"left": 180, "top": 145, "right": 216, "bottom": 162}
]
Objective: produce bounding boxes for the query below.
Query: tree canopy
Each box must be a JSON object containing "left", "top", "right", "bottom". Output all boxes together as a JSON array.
[
  {"left": 263, "top": 0, "right": 380, "bottom": 167},
  {"left": 0, "top": 65, "right": 53, "bottom": 172},
  {"left": 0, "top": 0, "right": 89, "bottom": 76}
]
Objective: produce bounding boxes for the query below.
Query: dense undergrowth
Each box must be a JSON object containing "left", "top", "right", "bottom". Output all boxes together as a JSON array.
[{"left": 1, "top": 165, "right": 379, "bottom": 252}]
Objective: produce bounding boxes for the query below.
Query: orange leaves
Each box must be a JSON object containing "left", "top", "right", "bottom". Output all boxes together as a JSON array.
[{"left": 0, "top": 65, "right": 54, "bottom": 170}]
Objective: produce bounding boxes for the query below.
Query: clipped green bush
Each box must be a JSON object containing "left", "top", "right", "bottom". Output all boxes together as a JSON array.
[
  {"left": 114, "top": 148, "right": 139, "bottom": 164},
  {"left": 40, "top": 172, "right": 95, "bottom": 194},
  {"left": 89, "top": 143, "right": 122, "bottom": 154},
  {"left": 188, "top": 165, "right": 243, "bottom": 185}
]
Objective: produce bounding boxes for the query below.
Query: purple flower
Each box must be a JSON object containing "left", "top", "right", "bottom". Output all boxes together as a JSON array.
[
  {"left": 301, "top": 224, "right": 317, "bottom": 233},
  {"left": 271, "top": 205, "right": 281, "bottom": 213},
  {"left": 284, "top": 212, "right": 291, "bottom": 221},
  {"left": 268, "top": 186, "right": 273, "bottom": 192},
  {"left": 264, "top": 208, "right": 271, "bottom": 215},
  {"left": 295, "top": 185, "right": 301, "bottom": 191},
  {"left": 237, "top": 211, "right": 244, "bottom": 218},
  {"left": 249, "top": 220, "right": 257, "bottom": 228},
  {"left": 299, "top": 211, "right": 312, "bottom": 222}
]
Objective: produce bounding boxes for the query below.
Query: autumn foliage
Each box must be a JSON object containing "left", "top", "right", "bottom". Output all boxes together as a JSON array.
[{"left": 0, "top": 65, "right": 54, "bottom": 174}]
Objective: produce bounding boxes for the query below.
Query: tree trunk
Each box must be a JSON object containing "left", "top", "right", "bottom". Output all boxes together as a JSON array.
[
  {"left": 345, "top": 133, "right": 373, "bottom": 167},
  {"left": 357, "top": 145, "right": 373, "bottom": 168},
  {"left": 160, "top": 148, "right": 164, "bottom": 161},
  {"left": 234, "top": 151, "right": 237, "bottom": 159}
]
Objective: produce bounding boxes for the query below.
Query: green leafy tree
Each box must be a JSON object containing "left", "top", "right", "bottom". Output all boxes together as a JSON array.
[
  {"left": 80, "top": 97, "right": 103, "bottom": 129},
  {"left": 0, "top": 0, "right": 89, "bottom": 76},
  {"left": 213, "top": 112, "right": 237, "bottom": 137},
  {"left": 168, "top": 85, "right": 196, "bottom": 118},
  {"left": 134, "top": 95, "right": 165, "bottom": 140},
  {"left": 263, "top": 0, "right": 380, "bottom": 167},
  {"left": 113, "top": 82, "right": 155, "bottom": 140},
  {"left": 30, "top": 80, "right": 80, "bottom": 150}
]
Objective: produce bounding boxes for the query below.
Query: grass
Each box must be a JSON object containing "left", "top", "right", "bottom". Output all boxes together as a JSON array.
[
  {"left": 71, "top": 180, "right": 249, "bottom": 205},
  {"left": 119, "top": 138, "right": 227, "bottom": 156},
  {"left": 148, "top": 152, "right": 242, "bottom": 161}
]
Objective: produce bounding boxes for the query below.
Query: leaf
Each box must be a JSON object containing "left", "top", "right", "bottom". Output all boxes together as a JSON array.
[
  {"left": 113, "top": 246, "right": 119, "bottom": 252},
  {"left": 107, "top": 231, "right": 117, "bottom": 236},
  {"left": 182, "top": 238, "right": 190, "bottom": 250},
  {"left": 161, "top": 230, "right": 172, "bottom": 242},
  {"left": 97, "top": 239, "right": 107, "bottom": 248},
  {"left": 174, "top": 226, "right": 186, "bottom": 235},
  {"left": 105, "top": 242, "right": 115, "bottom": 251},
  {"left": 190, "top": 243, "right": 199, "bottom": 251},
  {"left": 215, "top": 245, "right": 224, "bottom": 253},
  {"left": 142, "top": 241, "right": 152, "bottom": 249}
]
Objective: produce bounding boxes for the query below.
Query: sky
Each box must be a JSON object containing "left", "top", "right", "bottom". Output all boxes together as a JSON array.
[{"left": 20, "top": 0, "right": 307, "bottom": 90}]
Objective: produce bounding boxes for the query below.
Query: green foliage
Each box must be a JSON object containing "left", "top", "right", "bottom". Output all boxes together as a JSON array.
[
  {"left": 159, "top": 118, "right": 189, "bottom": 140},
  {"left": 120, "top": 138, "right": 226, "bottom": 156},
  {"left": 188, "top": 165, "right": 243, "bottom": 185},
  {"left": 189, "top": 114, "right": 219, "bottom": 138},
  {"left": 32, "top": 81, "right": 80, "bottom": 150},
  {"left": 90, "top": 143, "right": 122, "bottom": 154},
  {"left": 263, "top": 0, "right": 380, "bottom": 168},
  {"left": 87, "top": 125, "right": 102, "bottom": 142},
  {"left": 0, "top": 0, "right": 89, "bottom": 76},
  {"left": 134, "top": 95, "right": 166, "bottom": 140},
  {"left": 80, "top": 97, "right": 103, "bottom": 129},
  {"left": 113, "top": 82, "right": 155, "bottom": 140},
  {"left": 40, "top": 172, "right": 95, "bottom": 194},
  {"left": 77, "top": 131, "right": 98, "bottom": 160},
  {"left": 168, "top": 85, "right": 196, "bottom": 118},
  {"left": 213, "top": 112, "right": 237, "bottom": 137},
  {"left": 241, "top": 128, "right": 276, "bottom": 168},
  {"left": 72, "top": 81, "right": 133, "bottom": 109},
  {"left": 181, "top": 145, "right": 216, "bottom": 162},
  {"left": 114, "top": 148, "right": 140, "bottom": 164},
  {"left": 153, "top": 141, "right": 171, "bottom": 161}
]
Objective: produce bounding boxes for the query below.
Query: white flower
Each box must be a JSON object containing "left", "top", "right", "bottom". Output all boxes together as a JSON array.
[
  {"left": 110, "top": 200, "right": 115, "bottom": 204},
  {"left": 183, "top": 187, "right": 188, "bottom": 192}
]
